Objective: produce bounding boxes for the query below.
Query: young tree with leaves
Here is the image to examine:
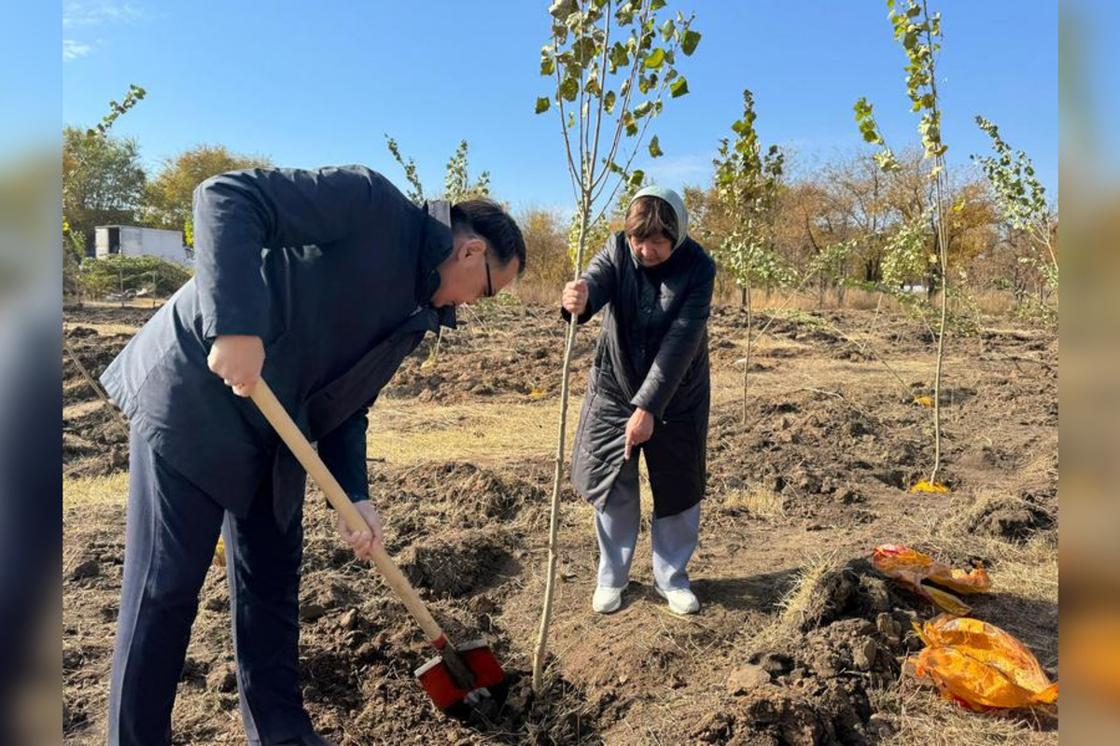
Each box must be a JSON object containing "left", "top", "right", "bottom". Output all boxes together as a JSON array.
[
  {"left": 854, "top": 0, "right": 952, "bottom": 491},
  {"left": 63, "top": 83, "right": 148, "bottom": 268},
  {"left": 383, "top": 135, "right": 494, "bottom": 367},
  {"left": 710, "top": 89, "right": 787, "bottom": 422},
  {"left": 972, "top": 116, "right": 1057, "bottom": 317},
  {"left": 384, "top": 136, "right": 491, "bottom": 205},
  {"left": 531, "top": 0, "right": 700, "bottom": 692}
]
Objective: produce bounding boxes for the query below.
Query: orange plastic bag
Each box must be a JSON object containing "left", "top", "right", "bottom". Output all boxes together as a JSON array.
[
  {"left": 872, "top": 544, "right": 991, "bottom": 614},
  {"left": 911, "top": 615, "right": 1058, "bottom": 711}
]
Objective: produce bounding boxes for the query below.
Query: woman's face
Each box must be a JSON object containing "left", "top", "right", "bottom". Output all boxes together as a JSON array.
[{"left": 628, "top": 232, "right": 674, "bottom": 267}]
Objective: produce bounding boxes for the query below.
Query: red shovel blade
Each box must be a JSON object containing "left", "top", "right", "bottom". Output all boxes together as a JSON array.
[{"left": 414, "top": 639, "right": 507, "bottom": 713}]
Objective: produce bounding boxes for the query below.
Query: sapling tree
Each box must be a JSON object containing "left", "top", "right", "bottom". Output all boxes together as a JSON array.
[
  {"left": 85, "top": 83, "right": 147, "bottom": 139},
  {"left": 710, "top": 89, "right": 786, "bottom": 423},
  {"left": 443, "top": 139, "right": 492, "bottom": 202},
  {"left": 972, "top": 116, "right": 1057, "bottom": 319},
  {"left": 854, "top": 0, "right": 952, "bottom": 491},
  {"left": 531, "top": 0, "right": 700, "bottom": 693},
  {"left": 383, "top": 136, "right": 492, "bottom": 366},
  {"left": 384, "top": 136, "right": 491, "bottom": 205}
]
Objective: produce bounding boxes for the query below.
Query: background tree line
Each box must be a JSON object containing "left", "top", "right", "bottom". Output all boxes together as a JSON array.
[{"left": 63, "top": 119, "right": 1055, "bottom": 322}]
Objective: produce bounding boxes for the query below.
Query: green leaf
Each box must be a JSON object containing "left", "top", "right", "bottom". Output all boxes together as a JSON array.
[
  {"left": 669, "top": 76, "right": 689, "bottom": 98},
  {"left": 560, "top": 75, "right": 579, "bottom": 101},
  {"left": 649, "top": 0, "right": 666, "bottom": 10},
  {"left": 853, "top": 97, "right": 872, "bottom": 119},
  {"left": 535, "top": 96, "right": 551, "bottom": 114},
  {"left": 644, "top": 47, "right": 665, "bottom": 69},
  {"left": 540, "top": 54, "right": 555, "bottom": 76},
  {"left": 681, "top": 28, "right": 701, "bottom": 56},
  {"left": 648, "top": 135, "right": 663, "bottom": 157},
  {"left": 623, "top": 112, "right": 638, "bottom": 136},
  {"left": 633, "top": 100, "right": 653, "bottom": 118},
  {"left": 548, "top": 0, "right": 577, "bottom": 19},
  {"left": 610, "top": 41, "right": 629, "bottom": 69},
  {"left": 629, "top": 169, "right": 645, "bottom": 186},
  {"left": 660, "top": 19, "right": 675, "bottom": 42},
  {"left": 604, "top": 90, "right": 617, "bottom": 113}
]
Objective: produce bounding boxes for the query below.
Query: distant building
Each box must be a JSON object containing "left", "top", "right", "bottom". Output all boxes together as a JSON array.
[{"left": 94, "top": 225, "right": 193, "bottom": 264}]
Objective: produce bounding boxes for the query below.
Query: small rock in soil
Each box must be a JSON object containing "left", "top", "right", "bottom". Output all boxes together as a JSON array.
[
  {"left": 852, "top": 638, "right": 878, "bottom": 671},
  {"left": 727, "top": 663, "right": 772, "bottom": 695},
  {"left": 299, "top": 603, "right": 326, "bottom": 622},
  {"left": 70, "top": 559, "right": 100, "bottom": 580}
]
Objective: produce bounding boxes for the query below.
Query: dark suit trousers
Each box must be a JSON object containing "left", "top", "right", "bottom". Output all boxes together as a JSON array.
[{"left": 107, "top": 428, "right": 310, "bottom": 745}]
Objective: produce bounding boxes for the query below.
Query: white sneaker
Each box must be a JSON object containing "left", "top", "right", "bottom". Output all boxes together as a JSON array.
[
  {"left": 591, "top": 583, "right": 628, "bottom": 614},
  {"left": 656, "top": 586, "right": 700, "bottom": 615}
]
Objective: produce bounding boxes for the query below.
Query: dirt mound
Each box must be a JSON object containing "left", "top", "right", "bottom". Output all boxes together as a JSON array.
[
  {"left": 695, "top": 678, "right": 873, "bottom": 745},
  {"left": 705, "top": 559, "right": 919, "bottom": 745},
  {"left": 63, "top": 401, "right": 129, "bottom": 477},
  {"left": 63, "top": 327, "right": 132, "bottom": 405},
  {"left": 399, "top": 529, "right": 515, "bottom": 598},
  {"left": 966, "top": 495, "right": 1055, "bottom": 543},
  {"left": 383, "top": 305, "right": 596, "bottom": 404},
  {"left": 371, "top": 461, "right": 550, "bottom": 541},
  {"left": 707, "top": 386, "right": 928, "bottom": 520}
]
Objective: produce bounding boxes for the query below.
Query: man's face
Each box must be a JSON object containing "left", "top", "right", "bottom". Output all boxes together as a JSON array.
[
  {"left": 628, "top": 232, "right": 674, "bottom": 267},
  {"left": 430, "top": 234, "right": 520, "bottom": 307}
]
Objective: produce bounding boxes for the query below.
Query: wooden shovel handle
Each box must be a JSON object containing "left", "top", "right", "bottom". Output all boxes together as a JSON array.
[{"left": 249, "top": 378, "right": 447, "bottom": 646}]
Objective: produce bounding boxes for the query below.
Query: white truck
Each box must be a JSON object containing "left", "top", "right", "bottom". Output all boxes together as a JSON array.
[{"left": 94, "top": 225, "right": 192, "bottom": 264}]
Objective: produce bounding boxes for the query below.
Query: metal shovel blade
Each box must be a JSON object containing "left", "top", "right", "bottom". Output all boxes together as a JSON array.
[{"left": 414, "top": 639, "right": 508, "bottom": 716}]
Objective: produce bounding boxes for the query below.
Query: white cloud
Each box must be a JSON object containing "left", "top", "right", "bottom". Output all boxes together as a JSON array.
[
  {"left": 63, "top": 1, "right": 145, "bottom": 29},
  {"left": 62, "top": 39, "right": 92, "bottom": 61}
]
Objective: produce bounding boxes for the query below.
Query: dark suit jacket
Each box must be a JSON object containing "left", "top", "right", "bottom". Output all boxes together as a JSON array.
[{"left": 101, "top": 165, "right": 455, "bottom": 528}]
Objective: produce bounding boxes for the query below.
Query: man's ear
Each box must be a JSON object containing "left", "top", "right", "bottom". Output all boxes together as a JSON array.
[{"left": 462, "top": 236, "right": 487, "bottom": 259}]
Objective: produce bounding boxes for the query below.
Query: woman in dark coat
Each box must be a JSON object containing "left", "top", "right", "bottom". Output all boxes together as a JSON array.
[{"left": 561, "top": 186, "right": 715, "bottom": 615}]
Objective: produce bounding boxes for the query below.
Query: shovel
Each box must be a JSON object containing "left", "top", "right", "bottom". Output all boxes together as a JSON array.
[{"left": 249, "top": 378, "right": 508, "bottom": 716}]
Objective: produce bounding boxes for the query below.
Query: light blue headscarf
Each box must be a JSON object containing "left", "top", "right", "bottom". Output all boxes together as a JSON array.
[{"left": 627, "top": 185, "right": 688, "bottom": 249}]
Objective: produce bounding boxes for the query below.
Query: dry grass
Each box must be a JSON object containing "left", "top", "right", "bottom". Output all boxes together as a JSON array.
[
  {"left": 511, "top": 279, "right": 563, "bottom": 306},
  {"left": 774, "top": 551, "right": 845, "bottom": 628},
  {"left": 721, "top": 484, "right": 787, "bottom": 519},
  {"left": 63, "top": 400, "right": 105, "bottom": 420},
  {"left": 735, "top": 551, "right": 844, "bottom": 653},
  {"left": 873, "top": 684, "right": 1057, "bottom": 745},
  {"left": 63, "top": 472, "right": 129, "bottom": 509},
  {"left": 64, "top": 321, "right": 141, "bottom": 336},
  {"left": 366, "top": 399, "right": 579, "bottom": 465}
]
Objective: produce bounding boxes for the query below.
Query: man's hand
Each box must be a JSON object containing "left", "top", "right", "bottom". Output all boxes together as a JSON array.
[
  {"left": 208, "top": 335, "right": 264, "bottom": 397},
  {"left": 561, "top": 279, "right": 589, "bottom": 316},
  {"left": 337, "top": 501, "right": 383, "bottom": 562},
  {"left": 624, "top": 407, "right": 655, "bottom": 460}
]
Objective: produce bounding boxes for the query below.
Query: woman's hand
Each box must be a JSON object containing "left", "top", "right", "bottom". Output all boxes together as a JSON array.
[
  {"left": 624, "top": 407, "right": 655, "bottom": 460},
  {"left": 337, "top": 501, "right": 384, "bottom": 562},
  {"left": 208, "top": 334, "right": 264, "bottom": 397},
  {"left": 562, "top": 279, "right": 589, "bottom": 316}
]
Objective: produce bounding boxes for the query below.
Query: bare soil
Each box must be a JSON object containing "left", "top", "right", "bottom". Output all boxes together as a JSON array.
[{"left": 63, "top": 300, "right": 1058, "bottom": 744}]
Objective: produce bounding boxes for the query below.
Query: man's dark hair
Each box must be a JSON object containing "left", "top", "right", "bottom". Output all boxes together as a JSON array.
[{"left": 450, "top": 199, "right": 527, "bottom": 275}]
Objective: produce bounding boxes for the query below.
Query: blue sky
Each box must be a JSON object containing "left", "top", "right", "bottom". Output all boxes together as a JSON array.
[{"left": 57, "top": 1, "right": 1061, "bottom": 215}]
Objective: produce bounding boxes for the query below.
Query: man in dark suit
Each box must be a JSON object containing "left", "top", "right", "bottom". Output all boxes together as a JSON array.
[{"left": 99, "top": 165, "right": 525, "bottom": 745}]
